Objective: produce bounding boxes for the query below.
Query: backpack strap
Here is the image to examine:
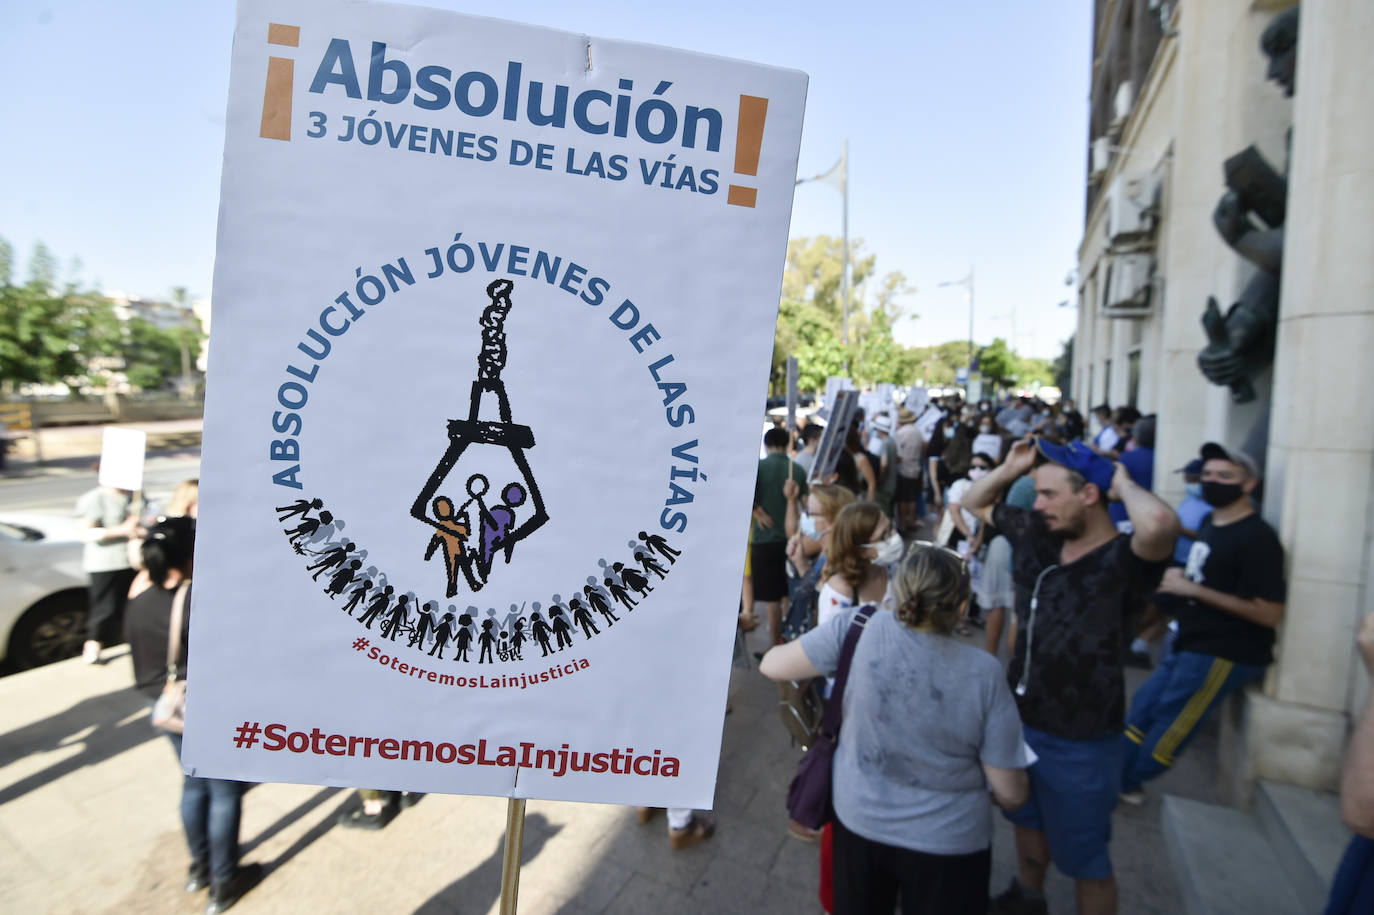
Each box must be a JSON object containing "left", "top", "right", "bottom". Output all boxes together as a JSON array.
[{"left": 818, "top": 603, "right": 878, "bottom": 739}]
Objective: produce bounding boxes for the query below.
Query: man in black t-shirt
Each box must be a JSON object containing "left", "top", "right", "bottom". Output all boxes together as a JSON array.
[
  {"left": 1120, "top": 442, "right": 1286, "bottom": 802},
  {"left": 963, "top": 437, "right": 1179, "bottom": 915}
]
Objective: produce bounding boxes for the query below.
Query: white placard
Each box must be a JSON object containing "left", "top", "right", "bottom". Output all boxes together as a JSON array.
[
  {"left": 823, "top": 375, "right": 854, "bottom": 409},
  {"left": 972, "top": 433, "right": 1004, "bottom": 462},
  {"left": 182, "top": 0, "right": 807, "bottom": 810},
  {"left": 903, "top": 386, "right": 928, "bottom": 414},
  {"left": 97, "top": 427, "right": 147, "bottom": 491},
  {"left": 915, "top": 404, "right": 945, "bottom": 443}
]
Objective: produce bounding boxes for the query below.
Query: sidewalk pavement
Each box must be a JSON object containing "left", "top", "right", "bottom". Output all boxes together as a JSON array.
[
  {"left": 3, "top": 419, "right": 204, "bottom": 478},
  {"left": 0, "top": 620, "right": 1211, "bottom": 914}
]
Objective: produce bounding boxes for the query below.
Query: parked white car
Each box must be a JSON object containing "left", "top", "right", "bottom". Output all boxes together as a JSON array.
[{"left": 0, "top": 513, "right": 90, "bottom": 670}]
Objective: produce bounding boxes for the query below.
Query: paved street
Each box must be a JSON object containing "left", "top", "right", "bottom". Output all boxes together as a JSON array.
[
  {"left": 0, "top": 591, "right": 1213, "bottom": 914},
  {"left": 0, "top": 453, "right": 203, "bottom": 516},
  {"left": 1, "top": 419, "right": 204, "bottom": 516}
]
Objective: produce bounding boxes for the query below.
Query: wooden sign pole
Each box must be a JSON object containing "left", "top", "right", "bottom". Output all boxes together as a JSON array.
[{"left": 497, "top": 797, "right": 528, "bottom": 914}]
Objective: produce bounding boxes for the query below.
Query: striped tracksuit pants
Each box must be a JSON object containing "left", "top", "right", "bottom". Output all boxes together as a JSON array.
[{"left": 1121, "top": 649, "right": 1265, "bottom": 792}]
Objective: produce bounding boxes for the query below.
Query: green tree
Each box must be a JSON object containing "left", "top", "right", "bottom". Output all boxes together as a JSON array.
[
  {"left": 903, "top": 341, "right": 967, "bottom": 386},
  {"left": 773, "top": 236, "right": 916, "bottom": 393},
  {"left": 167, "top": 286, "right": 202, "bottom": 397},
  {"left": 851, "top": 305, "right": 903, "bottom": 385},
  {"left": 780, "top": 235, "right": 876, "bottom": 331},
  {"left": 1016, "top": 355, "right": 1055, "bottom": 388},
  {"left": 776, "top": 297, "right": 847, "bottom": 392},
  {"left": 978, "top": 337, "right": 1016, "bottom": 389},
  {"left": 0, "top": 239, "right": 121, "bottom": 391},
  {"left": 122, "top": 318, "right": 188, "bottom": 390}
]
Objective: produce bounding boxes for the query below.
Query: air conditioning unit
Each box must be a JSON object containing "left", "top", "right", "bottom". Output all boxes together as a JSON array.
[
  {"left": 1101, "top": 252, "right": 1155, "bottom": 314},
  {"left": 1090, "top": 137, "right": 1113, "bottom": 178},
  {"left": 1113, "top": 81, "right": 1135, "bottom": 125},
  {"left": 1104, "top": 172, "right": 1159, "bottom": 244}
]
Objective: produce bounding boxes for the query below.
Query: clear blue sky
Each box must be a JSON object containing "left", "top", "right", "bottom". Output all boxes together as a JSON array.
[{"left": 0, "top": 0, "right": 1088, "bottom": 360}]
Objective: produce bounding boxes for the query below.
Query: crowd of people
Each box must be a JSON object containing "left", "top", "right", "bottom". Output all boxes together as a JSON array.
[
  {"left": 745, "top": 389, "right": 1322, "bottom": 914},
  {"left": 67, "top": 384, "right": 1374, "bottom": 914}
]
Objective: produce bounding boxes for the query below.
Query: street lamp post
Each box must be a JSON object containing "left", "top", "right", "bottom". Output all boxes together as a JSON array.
[
  {"left": 939, "top": 266, "right": 976, "bottom": 378},
  {"left": 796, "top": 140, "right": 850, "bottom": 354}
]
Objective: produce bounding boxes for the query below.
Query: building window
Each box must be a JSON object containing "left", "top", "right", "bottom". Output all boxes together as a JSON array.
[{"left": 1103, "top": 359, "right": 1112, "bottom": 405}]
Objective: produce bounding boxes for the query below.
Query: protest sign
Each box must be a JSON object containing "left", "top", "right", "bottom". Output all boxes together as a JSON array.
[
  {"left": 97, "top": 428, "right": 146, "bottom": 492},
  {"left": 903, "top": 386, "right": 928, "bottom": 415},
  {"left": 914, "top": 403, "right": 944, "bottom": 444},
  {"left": 809, "top": 390, "right": 858, "bottom": 484},
  {"left": 823, "top": 375, "right": 854, "bottom": 409},
  {"left": 972, "top": 432, "right": 1004, "bottom": 461},
  {"left": 182, "top": 0, "right": 807, "bottom": 810}
]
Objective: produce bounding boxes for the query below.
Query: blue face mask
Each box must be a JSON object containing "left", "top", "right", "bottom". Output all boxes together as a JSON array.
[
  {"left": 1185, "top": 482, "right": 1203, "bottom": 499},
  {"left": 800, "top": 513, "right": 819, "bottom": 539}
]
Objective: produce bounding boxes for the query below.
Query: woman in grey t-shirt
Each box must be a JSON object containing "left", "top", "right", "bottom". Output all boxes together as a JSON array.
[{"left": 762, "top": 543, "right": 1030, "bottom": 915}]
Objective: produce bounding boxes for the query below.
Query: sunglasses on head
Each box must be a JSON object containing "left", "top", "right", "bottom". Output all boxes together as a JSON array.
[{"left": 908, "top": 540, "right": 972, "bottom": 596}]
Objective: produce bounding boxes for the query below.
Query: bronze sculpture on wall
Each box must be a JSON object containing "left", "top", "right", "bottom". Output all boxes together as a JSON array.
[{"left": 1197, "top": 7, "right": 1298, "bottom": 403}]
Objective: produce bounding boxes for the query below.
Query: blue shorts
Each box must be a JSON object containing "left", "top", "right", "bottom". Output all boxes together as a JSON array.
[{"left": 1003, "top": 725, "right": 1122, "bottom": 881}]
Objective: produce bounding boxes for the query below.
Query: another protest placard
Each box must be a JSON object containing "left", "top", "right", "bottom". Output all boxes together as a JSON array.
[
  {"left": 972, "top": 432, "right": 1004, "bottom": 462},
  {"left": 98, "top": 428, "right": 147, "bottom": 492},
  {"left": 823, "top": 375, "right": 854, "bottom": 409},
  {"left": 808, "top": 390, "right": 858, "bottom": 484},
  {"left": 182, "top": 0, "right": 807, "bottom": 810}
]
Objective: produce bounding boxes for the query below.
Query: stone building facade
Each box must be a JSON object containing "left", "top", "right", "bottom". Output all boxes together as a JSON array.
[{"left": 1072, "top": 0, "right": 1373, "bottom": 802}]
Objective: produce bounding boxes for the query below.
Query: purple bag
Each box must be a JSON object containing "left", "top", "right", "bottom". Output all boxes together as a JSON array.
[{"left": 785, "top": 604, "right": 876, "bottom": 830}]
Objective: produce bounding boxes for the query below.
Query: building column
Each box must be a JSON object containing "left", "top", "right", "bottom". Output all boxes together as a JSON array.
[
  {"left": 1150, "top": 0, "right": 1245, "bottom": 507},
  {"left": 1231, "top": 0, "right": 1374, "bottom": 797}
]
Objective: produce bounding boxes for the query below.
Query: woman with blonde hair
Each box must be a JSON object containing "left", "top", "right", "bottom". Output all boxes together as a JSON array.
[
  {"left": 761, "top": 543, "right": 1030, "bottom": 914},
  {"left": 815, "top": 501, "right": 901, "bottom": 629},
  {"left": 167, "top": 478, "right": 199, "bottom": 518}
]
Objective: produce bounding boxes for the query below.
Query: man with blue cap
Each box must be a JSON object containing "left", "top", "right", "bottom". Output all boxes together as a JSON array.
[{"left": 960, "top": 436, "right": 1180, "bottom": 915}]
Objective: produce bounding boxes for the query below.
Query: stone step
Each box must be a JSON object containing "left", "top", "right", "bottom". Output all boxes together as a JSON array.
[
  {"left": 1161, "top": 795, "right": 1304, "bottom": 915},
  {"left": 1254, "top": 779, "right": 1350, "bottom": 913}
]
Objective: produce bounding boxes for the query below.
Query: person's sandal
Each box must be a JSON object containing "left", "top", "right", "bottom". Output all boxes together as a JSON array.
[
  {"left": 635, "top": 806, "right": 659, "bottom": 824},
  {"left": 668, "top": 813, "right": 715, "bottom": 850}
]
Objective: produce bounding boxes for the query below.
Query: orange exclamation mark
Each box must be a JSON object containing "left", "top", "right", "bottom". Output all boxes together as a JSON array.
[
  {"left": 727, "top": 95, "right": 769, "bottom": 208},
  {"left": 260, "top": 23, "right": 300, "bottom": 141}
]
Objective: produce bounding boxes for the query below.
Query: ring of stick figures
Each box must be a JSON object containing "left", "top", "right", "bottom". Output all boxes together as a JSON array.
[{"left": 276, "top": 494, "right": 682, "bottom": 666}]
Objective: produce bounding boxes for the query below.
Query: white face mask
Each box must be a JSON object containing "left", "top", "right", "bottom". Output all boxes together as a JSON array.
[
  {"left": 800, "top": 513, "right": 819, "bottom": 539},
  {"left": 968, "top": 467, "right": 989, "bottom": 481},
  {"left": 866, "top": 530, "right": 905, "bottom": 567}
]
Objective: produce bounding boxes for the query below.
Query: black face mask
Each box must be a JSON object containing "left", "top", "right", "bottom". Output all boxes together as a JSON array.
[{"left": 1201, "top": 481, "right": 1245, "bottom": 507}]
